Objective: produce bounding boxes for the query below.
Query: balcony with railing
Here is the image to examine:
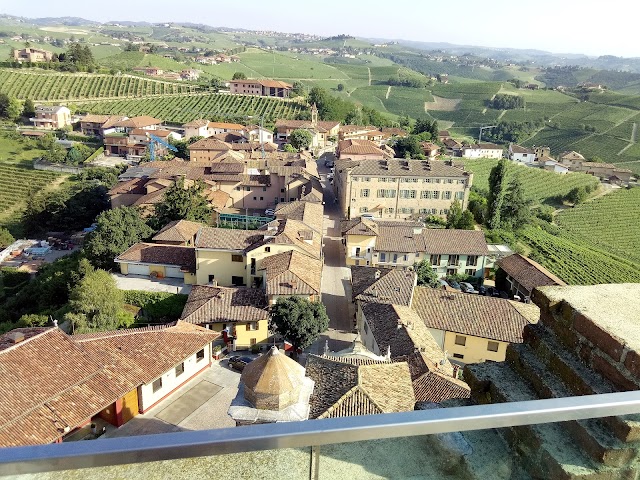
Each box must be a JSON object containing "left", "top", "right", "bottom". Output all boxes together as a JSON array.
[{"left": 3, "top": 392, "right": 640, "bottom": 479}]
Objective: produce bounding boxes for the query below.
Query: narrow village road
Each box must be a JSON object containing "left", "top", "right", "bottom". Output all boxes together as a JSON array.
[{"left": 306, "top": 153, "right": 356, "bottom": 355}]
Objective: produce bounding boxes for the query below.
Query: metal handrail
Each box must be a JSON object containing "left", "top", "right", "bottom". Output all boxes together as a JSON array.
[{"left": 3, "top": 391, "right": 640, "bottom": 475}]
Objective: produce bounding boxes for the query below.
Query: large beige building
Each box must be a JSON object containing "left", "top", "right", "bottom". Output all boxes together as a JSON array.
[
  {"left": 335, "top": 158, "right": 472, "bottom": 220},
  {"left": 13, "top": 47, "right": 53, "bottom": 63},
  {"left": 229, "top": 79, "right": 292, "bottom": 97}
]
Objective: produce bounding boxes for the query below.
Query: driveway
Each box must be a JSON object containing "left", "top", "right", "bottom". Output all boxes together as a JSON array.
[
  {"left": 104, "top": 360, "right": 240, "bottom": 438},
  {"left": 112, "top": 273, "right": 192, "bottom": 294}
]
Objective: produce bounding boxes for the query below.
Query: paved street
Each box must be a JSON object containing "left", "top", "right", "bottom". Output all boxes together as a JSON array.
[{"left": 309, "top": 153, "right": 356, "bottom": 355}]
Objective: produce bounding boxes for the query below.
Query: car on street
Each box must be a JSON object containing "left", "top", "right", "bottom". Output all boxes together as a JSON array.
[
  {"left": 324, "top": 159, "right": 334, "bottom": 167},
  {"left": 459, "top": 282, "right": 478, "bottom": 294},
  {"left": 265, "top": 208, "right": 275, "bottom": 217},
  {"left": 228, "top": 356, "right": 254, "bottom": 371},
  {"left": 486, "top": 287, "right": 500, "bottom": 297},
  {"left": 478, "top": 286, "right": 487, "bottom": 296},
  {"left": 437, "top": 279, "right": 449, "bottom": 289},
  {"left": 447, "top": 279, "right": 462, "bottom": 291}
]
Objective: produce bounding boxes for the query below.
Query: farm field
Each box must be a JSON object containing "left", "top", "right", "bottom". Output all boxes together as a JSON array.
[
  {"left": 0, "top": 131, "right": 46, "bottom": 164},
  {"left": 0, "top": 70, "right": 194, "bottom": 101},
  {"left": 75, "top": 93, "right": 305, "bottom": 124},
  {"left": 0, "top": 164, "right": 61, "bottom": 225},
  {"left": 521, "top": 225, "right": 640, "bottom": 285},
  {"left": 556, "top": 187, "right": 640, "bottom": 265},
  {"left": 462, "top": 159, "right": 600, "bottom": 204}
]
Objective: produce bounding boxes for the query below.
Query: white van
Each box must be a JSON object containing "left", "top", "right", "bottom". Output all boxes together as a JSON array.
[{"left": 361, "top": 213, "right": 375, "bottom": 220}]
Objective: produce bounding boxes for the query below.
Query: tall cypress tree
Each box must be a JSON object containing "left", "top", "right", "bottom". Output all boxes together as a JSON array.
[{"left": 487, "top": 159, "right": 508, "bottom": 229}]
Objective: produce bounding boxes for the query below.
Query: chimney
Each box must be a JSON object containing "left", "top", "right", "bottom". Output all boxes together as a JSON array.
[
  {"left": 412, "top": 226, "right": 423, "bottom": 235},
  {"left": 211, "top": 280, "right": 218, "bottom": 287},
  {"left": 374, "top": 270, "right": 381, "bottom": 279},
  {"left": 7, "top": 332, "right": 25, "bottom": 344},
  {"left": 386, "top": 345, "right": 391, "bottom": 361},
  {"left": 53, "top": 319, "right": 58, "bottom": 327}
]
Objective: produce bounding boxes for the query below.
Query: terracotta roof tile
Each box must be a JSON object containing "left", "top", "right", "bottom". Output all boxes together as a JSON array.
[
  {"left": 108, "top": 177, "right": 148, "bottom": 195},
  {"left": 116, "top": 243, "right": 196, "bottom": 272},
  {"left": 113, "top": 116, "right": 162, "bottom": 128},
  {"left": 411, "top": 287, "right": 535, "bottom": 343},
  {"left": 196, "top": 227, "right": 263, "bottom": 250},
  {"left": 496, "top": 254, "right": 566, "bottom": 294},
  {"left": 351, "top": 266, "right": 416, "bottom": 306},
  {"left": 180, "top": 285, "right": 268, "bottom": 324},
  {"left": 274, "top": 201, "right": 324, "bottom": 233},
  {"left": 152, "top": 220, "right": 203, "bottom": 244},
  {"left": 183, "top": 119, "right": 209, "bottom": 128},
  {"left": 339, "top": 158, "right": 468, "bottom": 178},
  {"left": 412, "top": 370, "right": 470, "bottom": 403},
  {"left": 260, "top": 250, "right": 322, "bottom": 296}
]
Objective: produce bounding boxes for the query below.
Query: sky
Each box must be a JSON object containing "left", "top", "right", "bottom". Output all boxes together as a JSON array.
[{"left": 1, "top": 0, "right": 638, "bottom": 58}]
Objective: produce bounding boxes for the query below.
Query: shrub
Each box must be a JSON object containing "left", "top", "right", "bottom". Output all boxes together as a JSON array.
[{"left": 122, "top": 290, "right": 188, "bottom": 322}]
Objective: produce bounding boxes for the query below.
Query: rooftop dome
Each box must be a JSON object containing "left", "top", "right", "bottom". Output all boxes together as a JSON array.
[{"left": 241, "top": 346, "right": 306, "bottom": 410}]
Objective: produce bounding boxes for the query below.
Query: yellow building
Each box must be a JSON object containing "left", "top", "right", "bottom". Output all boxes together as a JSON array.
[
  {"left": 342, "top": 218, "right": 489, "bottom": 280},
  {"left": 180, "top": 285, "right": 270, "bottom": 350},
  {"left": 411, "top": 287, "right": 538, "bottom": 364}
]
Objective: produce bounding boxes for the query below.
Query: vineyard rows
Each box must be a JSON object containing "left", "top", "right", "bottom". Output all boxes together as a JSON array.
[
  {"left": 0, "top": 165, "right": 60, "bottom": 215},
  {"left": 0, "top": 70, "right": 194, "bottom": 101},
  {"left": 462, "top": 159, "right": 599, "bottom": 204},
  {"left": 75, "top": 94, "right": 305, "bottom": 123},
  {"left": 521, "top": 226, "right": 640, "bottom": 285},
  {"left": 556, "top": 187, "right": 640, "bottom": 264}
]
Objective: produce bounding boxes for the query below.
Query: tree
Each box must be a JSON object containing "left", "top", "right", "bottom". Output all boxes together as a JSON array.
[
  {"left": 487, "top": 159, "right": 508, "bottom": 229},
  {"left": 209, "top": 76, "right": 225, "bottom": 92},
  {"left": 84, "top": 207, "right": 154, "bottom": 270},
  {"left": 414, "top": 259, "right": 439, "bottom": 287},
  {"left": 65, "top": 145, "right": 92, "bottom": 165},
  {"left": 501, "top": 177, "right": 530, "bottom": 229},
  {"left": 22, "top": 98, "right": 35, "bottom": 118},
  {"left": 232, "top": 72, "right": 247, "bottom": 80},
  {"left": 566, "top": 186, "right": 588, "bottom": 205},
  {"left": 413, "top": 117, "right": 438, "bottom": 139},
  {"left": 153, "top": 177, "right": 211, "bottom": 228},
  {"left": 289, "top": 129, "right": 313, "bottom": 151},
  {"left": 446, "top": 200, "right": 475, "bottom": 230},
  {"left": 291, "top": 81, "right": 305, "bottom": 97},
  {"left": 269, "top": 296, "right": 329, "bottom": 352},
  {"left": 337, "top": 83, "right": 344, "bottom": 92},
  {"left": 66, "top": 268, "right": 124, "bottom": 333},
  {"left": 398, "top": 114, "right": 411, "bottom": 131},
  {"left": 283, "top": 143, "right": 297, "bottom": 153},
  {"left": 393, "top": 135, "right": 423, "bottom": 158},
  {"left": 0, "top": 93, "right": 21, "bottom": 120},
  {"left": 0, "top": 228, "right": 14, "bottom": 248}
]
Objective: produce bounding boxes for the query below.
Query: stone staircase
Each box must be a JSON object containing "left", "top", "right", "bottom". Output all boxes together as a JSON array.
[{"left": 462, "top": 287, "right": 640, "bottom": 480}]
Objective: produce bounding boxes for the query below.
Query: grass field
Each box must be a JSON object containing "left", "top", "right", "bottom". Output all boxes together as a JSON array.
[
  {"left": 556, "top": 187, "right": 640, "bottom": 265},
  {"left": 462, "top": 159, "right": 600, "bottom": 204},
  {"left": 75, "top": 93, "right": 305, "bottom": 124},
  {"left": 0, "top": 131, "right": 46, "bottom": 164}
]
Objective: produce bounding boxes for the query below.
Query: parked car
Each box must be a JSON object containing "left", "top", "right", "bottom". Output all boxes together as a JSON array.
[
  {"left": 447, "top": 279, "right": 462, "bottom": 291},
  {"left": 265, "top": 208, "right": 275, "bottom": 217},
  {"left": 324, "top": 159, "right": 334, "bottom": 167},
  {"left": 459, "top": 282, "right": 478, "bottom": 294},
  {"left": 478, "top": 286, "right": 487, "bottom": 296},
  {"left": 228, "top": 356, "right": 254, "bottom": 371},
  {"left": 361, "top": 213, "right": 375, "bottom": 220},
  {"left": 327, "top": 172, "right": 334, "bottom": 181},
  {"left": 437, "top": 279, "right": 449, "bottom": 289},
  {"left": 486, "top": 287, "right": 500, "bottom": 297}
]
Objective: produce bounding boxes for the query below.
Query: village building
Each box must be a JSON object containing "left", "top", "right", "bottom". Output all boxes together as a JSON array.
[
  {"left": 0, "top": 322, "right": 217, "bottom": 447},
  {"left": 274, "top": 104, "right": 340, "bottom": 149},
  {"left": 461, "top": 143, "right": 503, "bottom": 159},
  {"left": 31, "top": 105, "right": 71, "bottom": 130},
  {"left": 13, "top": 47, "right": 53, "bottom": 63},
  {"left": 496, "top": 253, "right": 566, "bottom": 300},
  {"left": 342, "top": 219, "right": 489, "bottom": 278},
  {"left": 508, "top": 144, "right": 537, "bottom": 164},
  {"left": 334, "top": 158, "right": 472, "bottom": 220},
  {"left": 336, "top": 139, "right": 392, "bottom": 161},
  {"left": 229, "top": 79, "right": 292, "bottom": 98},
  {"left": 80, "top": 114, "right": 128, "bottom": 138}
]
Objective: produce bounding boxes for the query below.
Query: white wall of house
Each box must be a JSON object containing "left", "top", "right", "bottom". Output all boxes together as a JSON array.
[
  {"left": 427, "top": 327, "right": 445, "bottom": 350},
  {"left": 511, "top": 152, "right": 536, "bottom": 164},
  {"left": 139, "top": 344, "right": 211, "bottom": 412},
  {"left": 374, "top": 252, "right": 486, "bottom": 279}
]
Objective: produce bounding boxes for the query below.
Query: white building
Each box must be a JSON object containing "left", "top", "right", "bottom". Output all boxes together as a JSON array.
[
  {"left": 462, "top": 143, "right": 503, "bottom": 159},
  {"left": 508, "top": 144, "right": 537, "bottom": 164}
]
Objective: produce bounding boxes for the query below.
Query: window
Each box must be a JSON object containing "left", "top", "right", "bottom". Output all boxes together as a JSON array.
[
  {"left": 448, "top": 255, "right": 460, "bottom": 266},
  {"left": 280, "top": 198, "right": 285, "bottom": 202},
  {"left": 253, "top": 196, "right": 257, "bottom": 200},
  {"left": 290, "top": 198, "right": 295, "bottom": 202},
  {"left": 175, "top": 362, "right": 184, "bottom": 377},
  {"left": 359, "top": 207, "right": 368, "bottom": 213},
  {"left": 262, "top": 187, "right": 267, "bottom": 192},
  {"left": 465, "top": 268, "right": 476, "bottom": 276},
  {"left": 385, "top": 207, "right": 394, "bottom": 213},
  {"left": 455, "top": 191, "right": 465, "bottom": 200},
  {"left": 260, "top": 197, "right": 263, "bottom": 201},
  {"left": 421, "top": 191, "right": 432, "bottom": 199},
  {"left": 455, "top": 335, "right": 466, "bottom": 346},
  {"left": 393, "top": 254, "right": 398, "bottom": 263},
  {"left": 433, "top": 191, "right": 440, "bottom": 199},
  {"left": 400, "top": 207, "right": 414, "bottom": 214},
  {"left": 152, "top": 378, "right": 162, "bottom": 393},
  {"left": 399, "top": 190, "right": 416, "bottom": 199},
  {"left": 487, "top": 341, "right": 500, "bottom": 352},
  {"left": 458, "top": 179, "right": 466, "bottom": 184},
  {"left": 208, "top": 274, "right": 215, "bottom": 283},
  {"left": 363, "top": 177, "right": 370, "bottom": 182},
  {"left": 430, "top": 254, "right": 440, "bottom": 265},
  {"left": 361, "top": 189, "right": 370, "bottom": 197},
  {"left": 232, "top": 254, "right": 243, "bottom": 262},
  {"left": 423, "top": 178, "right": 432, "bottom": 183},
  {"left": 453, "top": 353, "right": 464, "bottom": 359},
  {"left": 444, "top": 191, "right": 452, "bottom": 200},
  {"left": 196, "top": 349, "right": 205, "bottom": 362},
  {"left": 245, "top": 187, "right": 251, "bottom": 191},
  {"left": 235, "top": 186, "right": 241, "bottom": 191},
  {"left": 466, "top": 255, "right": 478, "bottom": 266},
  {"left": 250, "top": 338, "right": 257, "bottom": 346},
  {"left": 246, "top": 322, "right": 257, "bottom": 331},
  {"left": 380, "top": 252, "right": 386, "bottom": 262},
  {"left": 377, "top": 189, "right": 396, "bottom": 198},
  {"left": 232, "top": 276, "right": 244, "bottom": 286},
  {"left": 446, "top": 179, "right": 453, "bottom": 184},
  {"left": 280, "top": 188, "right": 285, "bottom": 193},
  {"left": 403, "top": 254, "right": 408, "bottom": 262},
  {"left": 265, "top": 247, "right": 271, "bottom": 252},
  {"left": 435, "top": 178, "right": 442, "bottom": 184}
]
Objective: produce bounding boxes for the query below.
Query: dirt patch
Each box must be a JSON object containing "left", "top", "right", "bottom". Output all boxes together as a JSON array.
[{"left": 424, "top": 95, "right": 461, "bottom": 112}]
